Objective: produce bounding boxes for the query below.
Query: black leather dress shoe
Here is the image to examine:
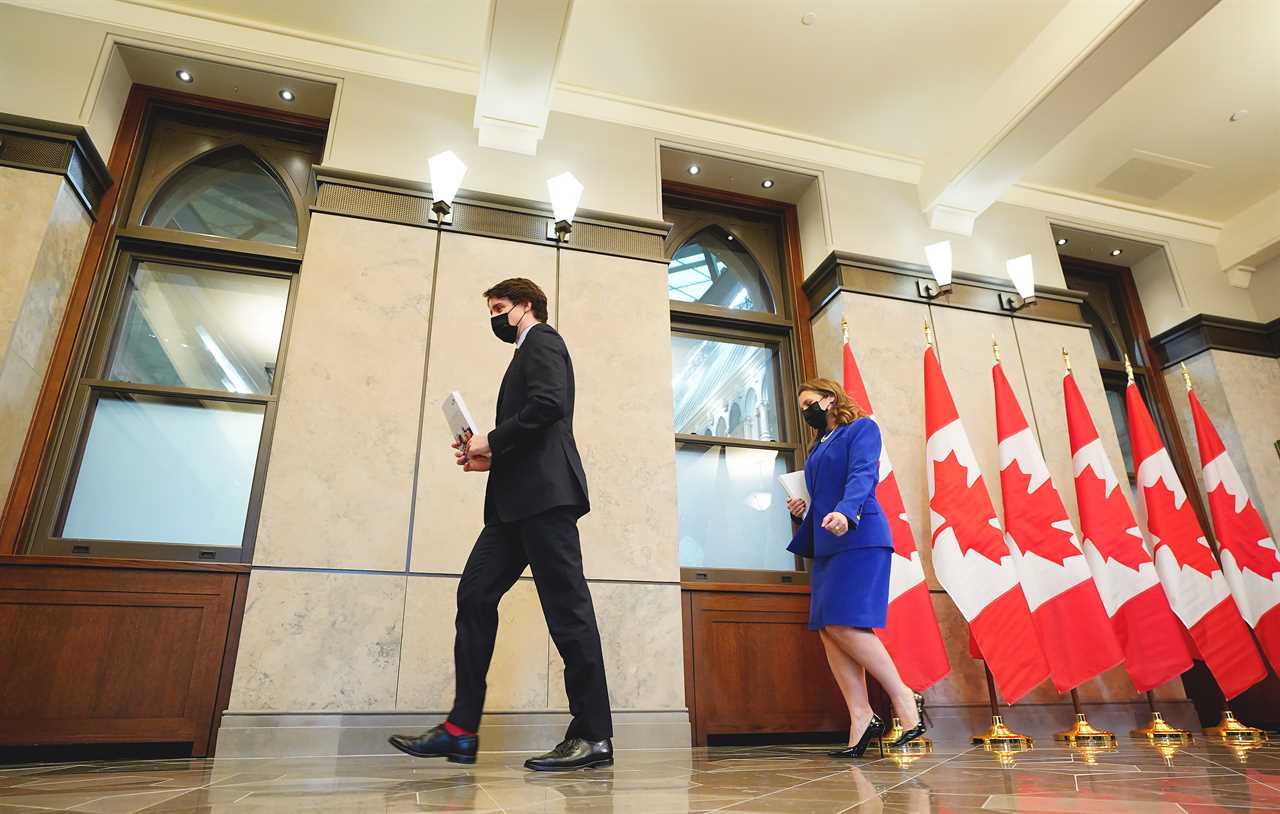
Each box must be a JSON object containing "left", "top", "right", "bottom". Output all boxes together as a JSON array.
[
  {"left": 524, "top": 737, "right": 614, "bottom": 772},
  {"left": 388, "top": 725, "right": 477, "bottom": 764}
]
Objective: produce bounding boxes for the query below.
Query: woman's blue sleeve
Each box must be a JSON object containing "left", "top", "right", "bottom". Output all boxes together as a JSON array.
[{"left": 834, "top": 419, "right": 881, "bottom": 528}]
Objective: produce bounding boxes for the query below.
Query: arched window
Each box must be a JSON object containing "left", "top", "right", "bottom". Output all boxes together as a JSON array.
[
  {"left": 1081, "top": 301, "right": 1121, "bottom": 362},
  {"left": 667, "top": 226, "right": 775, "bottom": 313},
  {"left": 143, "top": 146, "right": 299, "bottom": 247}
]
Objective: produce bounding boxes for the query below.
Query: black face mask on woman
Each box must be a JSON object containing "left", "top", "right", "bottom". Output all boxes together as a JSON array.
[
  {"left": 490, "top": 305, "right": 527, "bottom": 344},
  {"left": 803, "top": 401, "right": 830, "bottom": 431}
]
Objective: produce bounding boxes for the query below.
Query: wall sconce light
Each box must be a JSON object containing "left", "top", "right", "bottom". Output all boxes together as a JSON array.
[
  {"left": 1001, "top": 254, "right": 1037, "bottom": 311},
  {"left": 546, "top": 171, "right": 583, "bottom": 242},
  {"left": 918, "top": 240, "right": 953, "bottom": 298},
  {"left": 428, "top": 150, "right": 467, "bottom": 224}
]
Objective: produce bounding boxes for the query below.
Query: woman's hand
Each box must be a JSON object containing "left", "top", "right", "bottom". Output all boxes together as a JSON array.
[
  {"left": 821, "top": 511, "right": 850, "bottom": 537},
  {"left": 786, "top": 498, "right": 807, "bottom": 519}
]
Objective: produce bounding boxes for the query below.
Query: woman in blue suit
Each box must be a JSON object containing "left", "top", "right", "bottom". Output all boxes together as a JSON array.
[{"left": 787, "top": 378, "right": 926, "bottom": 757}]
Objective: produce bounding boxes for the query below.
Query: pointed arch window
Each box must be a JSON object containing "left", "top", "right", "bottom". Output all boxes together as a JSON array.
[
  {"left": 143, "top": 146, "right": 299, "bottom": 247},
  {"left": 667, "top": 226, "right": 776, "bottom": 314}
]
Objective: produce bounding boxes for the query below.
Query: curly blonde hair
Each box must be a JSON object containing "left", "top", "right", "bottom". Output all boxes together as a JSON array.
[{"left": 797, "top": 377, "right": 869, "bottom": 429}]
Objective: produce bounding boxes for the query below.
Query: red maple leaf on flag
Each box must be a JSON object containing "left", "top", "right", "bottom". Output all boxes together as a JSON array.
[
  {"left": 1146, "top": 479, "right": 1218, "bottom": 578},
  {"left": 1208, "top": 484, "right": 1280, "bottom": 580},
  {"left": 931, "top": 452, "right": 1007, "bottom": 564},
  {"left": 878, "top": 472, "right": 919, "bottom": 560},
  {"left": 1074, "top": 467, "right": 1149, "bottom": 570},
  {"left": 1002, "top": 464, "right": 1081, "bottom": 566}
]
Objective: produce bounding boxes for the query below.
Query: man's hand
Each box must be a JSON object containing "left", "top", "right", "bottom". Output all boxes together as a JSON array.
[
  {"left": 821, "top": 511, "right": 850, "bottom": 537},
  {"left": 467, "top": 434, "right": 491, "bottom": 459},
  {"left": 456, "top": 449, "right": 491, "bottom": 472}
]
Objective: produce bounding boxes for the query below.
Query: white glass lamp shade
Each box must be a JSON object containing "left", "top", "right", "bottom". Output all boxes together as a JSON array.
[
  {"left": 924, "top": 240, "right": 953, "bottom": 287},
  {"left": 1006, "top": 254, "right": 1035, "bottom": 299},
  {"left": 547, "top": 171, "right": 584, "bottom": 224},
  {"left": 428, "top": 150, "right": 467, "bottom": 207}
]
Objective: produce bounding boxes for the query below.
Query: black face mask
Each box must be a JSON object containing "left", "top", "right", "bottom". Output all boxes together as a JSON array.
[
  {"left": 490, "top": 306, "right": 526, "bottom": 344},
  {"left": 803, "top": 401, "right": 829, "bottom": 431}
]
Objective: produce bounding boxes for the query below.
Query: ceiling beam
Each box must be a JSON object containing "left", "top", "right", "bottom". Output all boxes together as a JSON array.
[
  {"left": 473, "top": 0, "right": 574, "bottom": 155},
  {"left": 1216, "top": 189, "right": 1280, "bottom": 288},
  {"left": 917, "top": 0, "right": 1219, "bottom": 236}
]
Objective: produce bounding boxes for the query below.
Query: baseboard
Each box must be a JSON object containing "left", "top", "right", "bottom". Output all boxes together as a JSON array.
[{"left": 214, "top": 710, "right": 691, "bottom": 758}]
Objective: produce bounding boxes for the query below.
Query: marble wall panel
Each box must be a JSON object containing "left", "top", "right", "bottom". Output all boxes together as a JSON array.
[
  {"left": 557, "top": 251, "right": 679, "bottom": 583},
  {"left": 397, "top": 575, "right": 551, "bottom": 711},
  {"left": 1209, "top": 350, "right": 1280, "bottom": 530},
  {"left": 0, "top": 167, "right": 60, "bottom": 361},
  {"left": 0, "top": 356, "right": 40, "bottom": 502},
  {"left": 1012, "top": 319, "right": 1135, "bottom": 541},
  {"left": 812, "top": 293, "right": 937, "bottom": 586},
  {"left": 410, "top": 234, "right": 556, "bottom": 574},
  {"left": 548, "top": 581, "right": 685, "bottom": 711},
  {"left": 229, "top": 570, "right": 406, "bottom": 712},
  {"left": 254, "top": 215, "right": 436, "bottom": 571}
]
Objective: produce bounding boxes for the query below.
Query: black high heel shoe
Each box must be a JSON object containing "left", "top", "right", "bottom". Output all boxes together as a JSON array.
[
  {"left": 890, "top": 694, "right": 930, "bottom": 750},
  {"left": 829, "top": 714, "right": 886, "bottom": 758}
]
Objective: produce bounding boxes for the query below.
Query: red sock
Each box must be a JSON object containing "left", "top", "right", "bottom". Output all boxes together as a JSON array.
[{"left": 444, "top": 721, "right": 475, "bottom": 737}]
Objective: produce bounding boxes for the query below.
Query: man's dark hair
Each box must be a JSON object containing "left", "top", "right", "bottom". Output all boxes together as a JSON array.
[{"left": 484, "top": 278, "right": 549, "bottom": 323}]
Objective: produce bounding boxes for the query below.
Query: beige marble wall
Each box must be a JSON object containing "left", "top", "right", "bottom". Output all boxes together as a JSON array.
[
  {"left": 548, "top": 582, "right": 684, "bottom": 711},
  {"left": 229, "top": 570, "right": 407, "bottom": 711},
  {"left": 1166, "top": 349, "right": 1280, "bottom": 530},
  {"left": 254, "top": 215, "right": 437, "bottom": 571},
  {"left": 410, "top": 234, "right": 556, "bottom": 575},
  {"left": 398, "top": 576, "right": 550, "bottom": 711},
  {"left": 0, "top": 170, "right": 92, "bottom": 503},
  {"left": 557, "top": 251, "right": 679, "bottom": 583}
]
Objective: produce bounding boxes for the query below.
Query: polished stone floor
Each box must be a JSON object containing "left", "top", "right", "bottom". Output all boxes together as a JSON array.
[{"left": 1, "top": 740, "right": 1278, "bottom": 813}]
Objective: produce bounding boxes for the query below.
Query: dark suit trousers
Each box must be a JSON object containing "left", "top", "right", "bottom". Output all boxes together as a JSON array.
[{"left": 449, "top": 506, "right": 613, "bottom": 740}]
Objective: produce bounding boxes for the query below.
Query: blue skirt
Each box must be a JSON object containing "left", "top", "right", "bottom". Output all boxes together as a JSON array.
[{"left": 808, "top": 545, "right": 892, "bottom": 631}]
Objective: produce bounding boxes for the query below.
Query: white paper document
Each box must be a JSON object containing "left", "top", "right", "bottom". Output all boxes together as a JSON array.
[
  {"left": 778, "top": 470, "right": 809, "bottom": 506},
  {"left": 442, "top": 391, "right": 480, "bottom": 451}
]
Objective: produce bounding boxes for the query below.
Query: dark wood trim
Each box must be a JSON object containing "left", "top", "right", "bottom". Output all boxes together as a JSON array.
[
  {"left": 0, "top": 554, "right": 249, "bottom": 573},
  {"left": 1150, "top": 314, "right": 1280, "bottom": 368},
  {"left": 806, "top": 250, "right": 1089, "bottom": 327},
  {"left": 0, "top": 113, "right": 112, "bottom": 216},
  {"left": 783, "top": 206, "right": 817, "bottom": 379},
  {"left": 681, "top": 581, "right": 811, "bottom": 594},
  {"left": 208, "top": 571, "right": 251, "bottom": 756}
]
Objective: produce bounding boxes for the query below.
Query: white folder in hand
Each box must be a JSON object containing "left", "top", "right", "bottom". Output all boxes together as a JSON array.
[
  {"left": 442, "top": 391, "right": 481, "bottom": 454},
  {"left": 778, "top": 470, "right": 809, "bottom": 512}
]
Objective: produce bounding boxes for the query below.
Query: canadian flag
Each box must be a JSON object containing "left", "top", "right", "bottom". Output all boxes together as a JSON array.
[
  {"left": 842, "top": 339, "right": 950, "bottom": 691},
  {"left": 925, "top": 345, "right": 1049, "bottom": 703},
  {"left": 1063, "top": 371, "right": 1192, "bottom": 692},
  {"left": 993, "top": 362, "right": 1124, "bottom": 692},
  {"left": 1188, "top": 387, "right": 1280, "bottom": 671},
  {"left": 1126, "top": 382, "right": 1267, "bottom": 699}
]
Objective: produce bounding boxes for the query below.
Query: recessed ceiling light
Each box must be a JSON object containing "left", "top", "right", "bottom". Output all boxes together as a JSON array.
[
  {"left": 727, "top": 235, "right": 734, "bottom": 241},
  {"left": 687, "top": 164, "right": 701, "bottom": 176},
  {"left": 176, "top": 69, "right": 193, "bottom": 83},
  {"left": 761, "top": 179, "right": 775, "bottom": 189},
  {"left": 1056, "top": 237, "right": 1068, "bottom": 246},
  {"left": 279, "top": 89, "right": 296, "bottom": 102},
  {"left": 801, "top": 12, "right": 817, "bottom": 26},
  {"left": 1110, "top": 248, "right": 1123, "bottom": 257},
  {"left": 1230, "top": 109, "right": 1249, "bottom": 122}
]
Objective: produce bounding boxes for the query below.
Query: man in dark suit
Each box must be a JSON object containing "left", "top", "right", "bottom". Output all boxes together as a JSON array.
[{"left": 389, "top": 278, "right": 613, "bottom": 772}]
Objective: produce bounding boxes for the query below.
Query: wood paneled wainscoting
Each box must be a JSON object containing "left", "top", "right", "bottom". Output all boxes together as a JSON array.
[
  {"left": 0, "top": 557, "right": 249, "bottom": 757},
  {"left": 683, "top": 583, "right": 885, "bottom": 746}
]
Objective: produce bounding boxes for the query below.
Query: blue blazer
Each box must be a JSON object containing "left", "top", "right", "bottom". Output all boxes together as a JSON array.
[{"left": 787, "top": 417, "right": 892, "bottom": 559}]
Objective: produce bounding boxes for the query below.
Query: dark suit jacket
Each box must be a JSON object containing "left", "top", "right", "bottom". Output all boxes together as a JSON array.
[
  {"left": 484, "top": 322, "right": 590, "bottom": 525},
  {"left": 786, "top": 417, "right": 892, "bottom": 558}
]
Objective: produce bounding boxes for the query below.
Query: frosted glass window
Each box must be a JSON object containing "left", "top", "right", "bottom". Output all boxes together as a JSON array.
[
  {"left": 143, "top": 148, "right": 298, "bottom": 246},
  {"left": 107, "top": 262, "right": 288, "bottom": 395},
  {"left": 672, "top": 335, "right": 780, "bottom": 441},
  {"left": 668, "top": 227, "right": 775, "bottom": 313},
  {"left": 61, "top": 393, "right": 264, "bottom": 547},
  {"left": 676, "top": 444, "right": 795, "bottom": 571}
]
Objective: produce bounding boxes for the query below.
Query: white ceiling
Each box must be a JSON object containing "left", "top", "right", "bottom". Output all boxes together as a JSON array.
[{"left": 125, "top": 0, "right": 1279, "bottom": 224}]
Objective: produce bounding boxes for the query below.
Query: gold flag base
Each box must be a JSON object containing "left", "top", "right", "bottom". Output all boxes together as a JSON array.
[
  {"left": 1130, "top": 712, "right": 1193, "bottom": 744},
  {"left": 1204, "top": 710, "right": 1267, "bottom": 744},
  {"left": 879, "top": 716, "right": 932, "bottom": 754},
  {"left": 1055, "top": 713, "right": 1118, "bottom": 748},
  {"left": 972, "top": 715, "right": 1033, "bottom": 751}
]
